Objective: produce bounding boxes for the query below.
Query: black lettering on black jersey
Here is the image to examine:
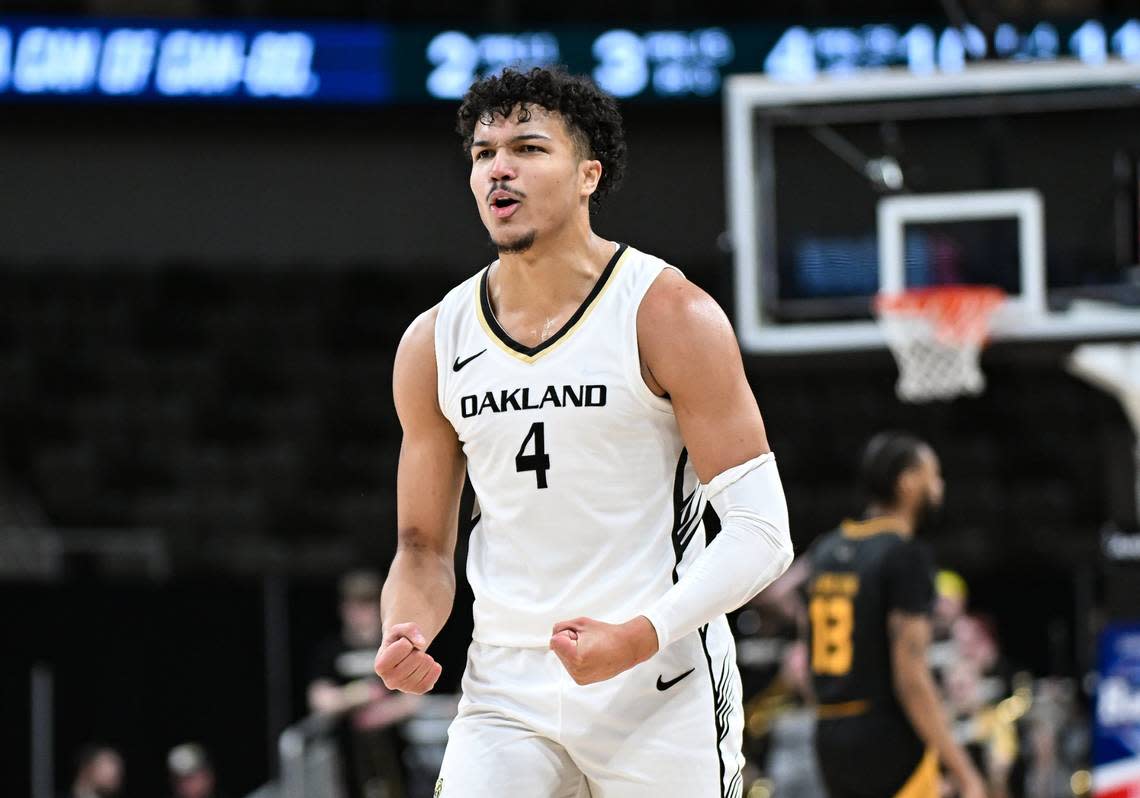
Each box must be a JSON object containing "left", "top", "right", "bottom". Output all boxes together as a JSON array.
[{"left": 807, "top": 520, "right": 935, "bottom": 713}]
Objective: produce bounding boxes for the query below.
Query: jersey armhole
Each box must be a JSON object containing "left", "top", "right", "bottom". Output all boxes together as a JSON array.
[
  {"left": 626, "top": 263, "right": 680, "bottom": 415},
  {"left": 433, "top": 282, "right": 470, "bottom": 425},
  {"left": 432, "top": 303, "right": 447, "bottom": 420}
]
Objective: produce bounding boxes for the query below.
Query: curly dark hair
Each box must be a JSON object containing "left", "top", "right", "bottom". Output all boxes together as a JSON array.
[{"left": 456, "top": 66, "right": 627, "bottom": 207}]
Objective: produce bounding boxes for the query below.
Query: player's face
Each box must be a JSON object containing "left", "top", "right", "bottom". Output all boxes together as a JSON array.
[
  {"left": 913, "top": 445, "right": 945, "bottom": 519},
  {"left": 468, "top": 105, "right": 600, "bottom": 254}
]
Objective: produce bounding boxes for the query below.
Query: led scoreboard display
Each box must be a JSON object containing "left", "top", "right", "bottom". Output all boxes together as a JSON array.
[
  {"left": 409, "top": 18, "right": 1140, "bottom": 100},
  {"left": 0, "top": 18, "right": 389, "bottom": 103},
  {"left": 0, "top": 16, "right": 1138, "bottom": 105}
]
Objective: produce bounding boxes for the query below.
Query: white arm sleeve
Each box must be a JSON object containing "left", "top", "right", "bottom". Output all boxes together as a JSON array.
[{"left": 641, "top": 452, "right": 793, "bottom": 650}]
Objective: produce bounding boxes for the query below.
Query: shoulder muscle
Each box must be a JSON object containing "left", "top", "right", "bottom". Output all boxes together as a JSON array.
[
  {"left": 636, "top": 268, "right": 769, "bottom": 481},
  {"left": 393, "top": 305, "right": 446, "bottom": 433},
  {"left": 637, "top": 268, "right": 739, "bottom": 385}
]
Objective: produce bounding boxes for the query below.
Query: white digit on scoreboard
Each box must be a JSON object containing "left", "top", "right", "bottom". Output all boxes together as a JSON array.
[
  {"left": 425, "top": 31, "right": 478, "bottom": 100},
  {"left": 592, "top": 30, "right": 648, "bottom": 98}
]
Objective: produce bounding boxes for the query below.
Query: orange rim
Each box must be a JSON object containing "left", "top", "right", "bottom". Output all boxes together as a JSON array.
[{"left": 874, "top": 285, "right": 1006, "bottom": 345}]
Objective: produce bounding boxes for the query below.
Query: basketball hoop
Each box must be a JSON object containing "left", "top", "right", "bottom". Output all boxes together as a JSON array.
[{"left": 874, "top": 285, "right": 1006, "bottom": 402}]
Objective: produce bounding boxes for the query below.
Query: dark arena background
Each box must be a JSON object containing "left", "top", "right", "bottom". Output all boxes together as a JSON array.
[{"left": 3, "top": 1, "right": 1140, "bottom": 797}]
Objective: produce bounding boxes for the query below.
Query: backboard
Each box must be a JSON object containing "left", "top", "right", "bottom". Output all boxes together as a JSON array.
[{"left": 724, "top": 59, "right": 1140, "bottom": 354}]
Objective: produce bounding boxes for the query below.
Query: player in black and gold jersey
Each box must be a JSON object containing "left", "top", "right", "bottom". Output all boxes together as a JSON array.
[{"left": 806, "top": 432, "right": 984, "bottom": 798}]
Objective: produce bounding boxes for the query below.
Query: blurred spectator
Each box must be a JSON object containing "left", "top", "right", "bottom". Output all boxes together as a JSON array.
[
  {"left": 934, "top": 570, "right": 969, "bottom": 636},
  {"left": 930, "top": 569, "right": 969, "bottom": 682},
  {"left": 955, "top": 615, "right": 1000, "bottom": 671},
  {"left": 167, "top": 743, "right": 224, "bottom": 798},
  {"left": 758, "top": 640, "right": 827, "bottom": 798},
  {"left": 1024, "top": 677, "right": 1088, "bottom": 798},
  {"left": 64, "top": 744, "right": 123, "bottom": 798},
  {"left": 308, "top": 569, "right": 419, "bottom": 798},
  {"left": 953, "top": 612, "right": 1017, "bottom": 713},
  {"left": 945, "top": 658, "right": 1020, "bottom": 798}
]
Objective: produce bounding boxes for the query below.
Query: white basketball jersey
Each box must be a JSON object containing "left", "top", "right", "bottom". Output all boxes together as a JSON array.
[{"left": 434, "top": 243, "right": 708, "bottom": 648}]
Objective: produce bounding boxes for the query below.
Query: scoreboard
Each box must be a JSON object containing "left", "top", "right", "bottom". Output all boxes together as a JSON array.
[{"left": 0, "top": 16, "right": 1138, "bottom": 105}]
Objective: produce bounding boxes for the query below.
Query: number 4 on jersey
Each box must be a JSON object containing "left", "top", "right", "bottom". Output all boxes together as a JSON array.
[{"left": 516, "top": 422, "right": 551, "bottom": 489}]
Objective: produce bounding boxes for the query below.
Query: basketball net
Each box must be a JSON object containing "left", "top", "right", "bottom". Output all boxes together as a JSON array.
[{"left": 874, "top": 286, "right": 1006, "bottom": 403}]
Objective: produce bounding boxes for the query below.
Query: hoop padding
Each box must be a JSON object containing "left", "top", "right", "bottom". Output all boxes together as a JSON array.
[
  {"left": 1067, "top": 342, "right": 1140, "bottom": 436},
  {"left": 875, "top": 286, "right": 1006, "bottom": 402}
]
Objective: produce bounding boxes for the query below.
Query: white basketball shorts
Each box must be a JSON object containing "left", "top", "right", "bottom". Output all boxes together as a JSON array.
[{"left": 435, "top": 616, "right": 745, "bottom": 797}]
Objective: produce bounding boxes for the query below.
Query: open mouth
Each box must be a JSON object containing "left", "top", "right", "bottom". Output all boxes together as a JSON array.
[{"left": 491, "top": 196, "right": 521, "bottom": 218}]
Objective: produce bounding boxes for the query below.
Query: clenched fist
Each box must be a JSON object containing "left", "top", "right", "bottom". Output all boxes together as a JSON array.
[
  {"left": 548, "top": 616, "right": 660, "bottom": 686},
  {"left": 373, "top": 622, "right": 442, "bottom": 695}
]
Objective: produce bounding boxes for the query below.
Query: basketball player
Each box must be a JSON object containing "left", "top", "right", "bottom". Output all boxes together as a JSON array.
[
  {"left": 372, "top": 67, "right": 793, "bottom": 797},
  {"left": 806, "top": 432, "right": 985, "bottom": 798}
]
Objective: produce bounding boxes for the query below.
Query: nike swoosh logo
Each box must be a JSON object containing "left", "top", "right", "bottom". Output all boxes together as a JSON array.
[
  {"left": 656, "top": 668, "right": 695, "bottom": 691},
  {"left": 452, "top": 349, "right": 487, "bottom": 372}
]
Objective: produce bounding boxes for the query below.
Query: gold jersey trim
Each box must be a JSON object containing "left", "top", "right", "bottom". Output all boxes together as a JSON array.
[{"left": 475, "top": 243, "right": 630, "bottom": 364}]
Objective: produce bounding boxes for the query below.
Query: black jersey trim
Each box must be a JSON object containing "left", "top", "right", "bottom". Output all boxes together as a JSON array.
[
  {"left": 698, "top": 626, "right": 731, "bottom": 798},
  {"left": 477, "top": 242, "right": 628, "bottom": 359},
  {"left": 669, "top": 450, "right": 687, "bottom": 585},
  {"left": 670, "top": 451, "right": 732, "bottom": 797},
  {"left": 669, "top": 449, "right": 704, "bottom": 585}
]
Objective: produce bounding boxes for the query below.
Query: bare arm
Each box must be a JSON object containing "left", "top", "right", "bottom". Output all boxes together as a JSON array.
[
  {"left": 374, "top": 307, "right": 466, "bottom": 694},
  {"left": 638, "top": 268, "right": 769, "bottom": 481},
  {"left": 890, "top": 612, "right": 986, "bottom": 798}
]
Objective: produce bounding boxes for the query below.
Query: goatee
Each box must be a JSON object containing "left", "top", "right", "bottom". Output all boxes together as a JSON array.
[{"left": 492, "top": 230, "right": 536, "bottom": 255}]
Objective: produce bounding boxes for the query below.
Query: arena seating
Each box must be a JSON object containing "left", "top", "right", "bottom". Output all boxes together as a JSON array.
[{"left": 0, "top": 263, "right": 1128, "bottom": 571}]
